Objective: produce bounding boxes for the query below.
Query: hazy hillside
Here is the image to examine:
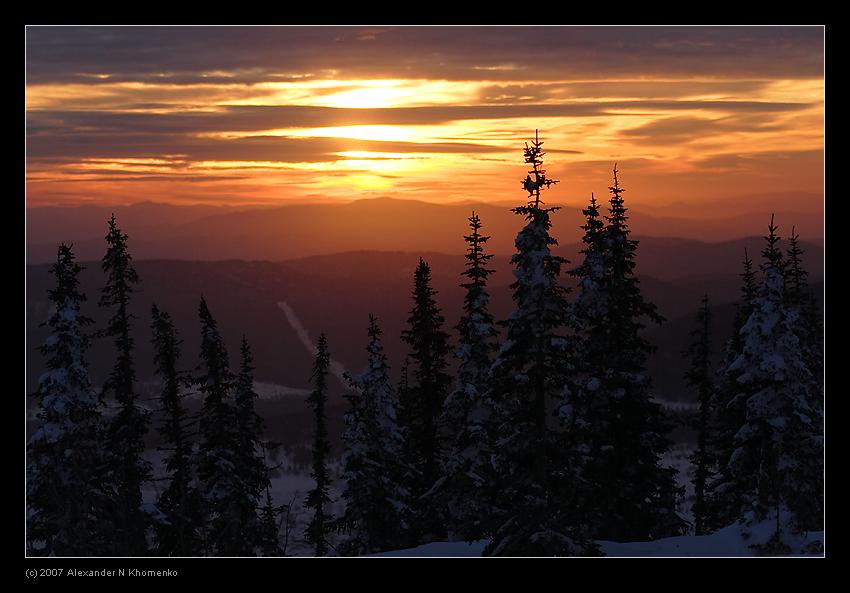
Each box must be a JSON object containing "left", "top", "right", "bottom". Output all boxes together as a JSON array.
[{"left": 27, "top": 251, "right": 822, "bottom": 405}]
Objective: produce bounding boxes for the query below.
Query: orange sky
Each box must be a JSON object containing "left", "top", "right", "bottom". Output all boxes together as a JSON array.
[{"left": 26, "top": 26, "right": 824, "bottom": 217}]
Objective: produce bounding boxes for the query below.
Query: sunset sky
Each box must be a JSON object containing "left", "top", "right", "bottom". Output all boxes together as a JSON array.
[{"left": 26, "top": 26, "right": 824, "bottom": 214}]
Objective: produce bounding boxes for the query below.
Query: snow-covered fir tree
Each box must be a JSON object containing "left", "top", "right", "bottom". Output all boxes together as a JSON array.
[
  {"left": 571, "top": 166, "right": 684, "bottom": 542},
  {"left": 99, "top": 214, "right": 151, "bottom": 555},
  {"left": 720, "top": 217, "right": 823, "bottom": 552},
  {"left": 195, "top": 297, "right": 257, "bottom": 555},
  {"left": 682, "top": 294, "right": 716, "bottom": 535},
  {"left": 338, "top": 315, "right": 411, "bottom": 555},
  {"left": 705, "top": 248, "right": 758, "bottom": 531},
  {"left": 484, "top": 132, "right": 596, "bottom": 556},
  {"left": 27, "top": 244, "right": 116, "bottom": 556},
  {"left": 151, "top": 304, "right": 201, "bottom": 556},
  {"left": 432, "top": 211, "right": 499, "bottom": 542},
  {"left": 564, "top": 191, "right": 610, "bottom": 532},
  {"left": 304, "top": 333, "right": 334, "bottom": 556},
  {"left": 398, "top": 257, "right": 452, "bottom": 542}
]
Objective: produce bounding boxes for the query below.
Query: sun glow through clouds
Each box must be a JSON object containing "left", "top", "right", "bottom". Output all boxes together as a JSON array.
[{"left": 25, "top": 26, "right": 823, "bottom": 211}]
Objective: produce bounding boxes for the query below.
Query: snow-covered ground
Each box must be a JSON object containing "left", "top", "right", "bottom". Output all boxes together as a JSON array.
[
  {"left": 372, "top": 520, "right": 824, "bottom": 557},
  {"left": 375, "top": 540, "right": 488, "bottom": 557}
]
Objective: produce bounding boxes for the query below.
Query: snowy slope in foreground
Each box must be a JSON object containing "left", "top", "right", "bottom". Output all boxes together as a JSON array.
[
  {"left": 598, "top": 521, "right": 823, "bottom": 557},
  {"left": 374, "top": 541, "right": 488, "bottom": 557},
  {"left": 372, "top": 521, "right": 824, "bottom": 557}
]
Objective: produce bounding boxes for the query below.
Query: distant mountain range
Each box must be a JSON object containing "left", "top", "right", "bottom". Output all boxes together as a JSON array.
[{"left": 26, "top": 198, "right": 823, "bottom": 264}]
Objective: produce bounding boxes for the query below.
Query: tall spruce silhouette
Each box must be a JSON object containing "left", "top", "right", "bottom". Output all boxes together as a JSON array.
[
  {"left": 305, "top": 333, "right": 333, "bottom": 556},
  {"left": 398, "top": 257, "right": 452, "bottom": 542},
  {"left": 27, "top": 244, "right": 115, "bottom": 556},
  {"left": 338, "top": 315, "right": 410, "bottom": 554},
  {"left": 572, "top": 166, "right": 684, "bottom": 542},
  {"left": 485, "top": 131, "right": 595, "bottom": 556},
  {"left": 233, "top": 337, "right": 268, "bottom": 552},
  {"left": 785, "top": 228, "right": 824, "bottom": 413},
  {"left": 195, "top": 297, "right": 256, "bottom": 555},
  {"left": 566, "top": 191, "right": 610, "bottom": 534},
  {"left": 705, "top": 248, "right": 759, "bottom": 531},
  {"left": 783, "top": 228, "right": 824, "bottom": 534},
  {"left": 433, "top": 211, "right": 499, "bottom": 542},
  {"left": 99, "top": 214, "right": 151, "bottom": 555},
  {"left": 151, "top": 304, "right": 201, "bottom": 556},
  {"left": 682, "top": 294, "right": 715, "bottom": 535}
]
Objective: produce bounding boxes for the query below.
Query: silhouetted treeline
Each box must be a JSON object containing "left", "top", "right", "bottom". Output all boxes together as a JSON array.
[{"left": 26, "top": 133, "right": 823, "bottom": 557}]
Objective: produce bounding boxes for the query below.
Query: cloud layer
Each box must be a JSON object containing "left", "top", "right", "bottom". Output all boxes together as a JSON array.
[{"left": 25, "top": 26, "right": 824, "bottom": 211}]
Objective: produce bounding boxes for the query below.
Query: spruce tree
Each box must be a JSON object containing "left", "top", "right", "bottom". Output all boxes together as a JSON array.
[
  {"left": 338, "top": 315, "right": 410, "bottom": 555},
  {"left": 705, "top": 248, "right": 758, "bottom": 531},
  {"left": 233, "top": 337, "right": 268, "bottom": 551},
  {"left": 434, "top": 211, "right": 499, "bottom": 542},
  {"left": 195, "top": 297, "right": 255, "bottom": 555},
  {"left": 99, "top": 214, "right": 150, "bottom": 555},
  {"left": 785, "top": 228, "right": 824, "bottom": 408},
  {"left": 682, "top": 294, "right": 715, "bottom": 535},
  {"left": 574, "top": 166, "right": 684, "bottom": 542},
  {"left": 783, "top": 228, "right": 824, "bottom": 530},
  {"left": 305, "top": 333, "right": 333, "bottom": 556},
  {"left": 257, "top": 441, "right": 284, "bottom": 557},
  {"left": 151, "top": 304, "right": 201, "bottom": 556},
  {"left": 27, "top": 244, "right": 115, "bottom": 555},
  {"left": 721, "top": 216, "right": 823, "bottom": 550},
  {"left": 485, "top": 132, "right": 593, "bottom": 556},
  {"left": 569, "top": 193, "right": 607, "bottom": 333},
  {"left": 565, "top": 191, "right": 610, "bottom": 534},
  {"left": 258, "top": 484, "right": 283, "bottom": 557},
  {"left": 398, "top": 258, "right": 452, "bottom": 541}
]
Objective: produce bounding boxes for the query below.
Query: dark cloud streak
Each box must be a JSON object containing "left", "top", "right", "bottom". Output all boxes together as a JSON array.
[{"left": 26, "top": 26, "right": 824, "bottom": 84}]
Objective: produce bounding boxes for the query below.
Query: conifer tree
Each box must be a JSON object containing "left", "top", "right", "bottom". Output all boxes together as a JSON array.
[
  {"left": 784, "top": 228, "right": 823, "bottom": 524},
  {"left": 27, "top": 244, "right": 115, "bottom": 555},
  {"left": 731, "top": 249, "right": 760, "bottom": 355},
  {"left": 682, "top": 295, "right": 715, "bottom": 535},
  {"left": 434, "top": 211, "right": 499, "bottom": 542},
  {"left": 257, "top": 442, "right": 284, "bottom": 557},
  {"left": 258, "top": 485, "right": 283, "bottom": 557},
  {"left": 233, "top": 337, "right": 268, "bottom": 551},
  {"left": 705, "top": 248, "right": 759, "bottom": 531},
  {"left": 573, "top": 166, "right": 684, "bottom": 542},
  {"left": 720, "top": 216, "right": 823, "bottom": 550},
  {"left": 195, "top": 297, "right": 256, "bottom": 555},
  {"left": 338, "top": 315, "right": 410, "bottom": 555},
  {"left": 305, "top": 333, "right": 333, "bottom": 556},
  {"left": 151, "top": 304, "right": 201, "bottom": 556},
  {"left": 785, "top": 228, "right": 824, "bottom": 407},
  {"left": 785, "top": 227, "right": 808, "bottom": 305},
  {"left": 565, "top": 191, "right": 610, "bottom": 532},
  {"left": 398, "top": 258, "right": 452, "bottom": 541},
  {"left": 485, "top": 132, "right": 593, "bottom": 556},
  {"left": 569, "top": 193, "right": 607, "bottom": 334},
  {"left": 99, "top": 214, "right": 150, "bottom": 555}
]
